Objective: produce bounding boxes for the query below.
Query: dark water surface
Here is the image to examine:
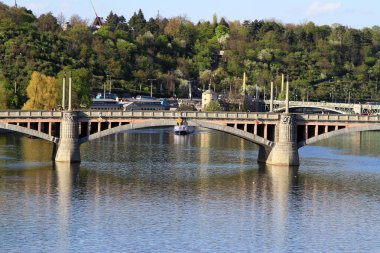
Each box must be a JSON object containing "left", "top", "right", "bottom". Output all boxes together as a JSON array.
[{"left": 1, "top": 129, "right": 380, "bottom": 252}]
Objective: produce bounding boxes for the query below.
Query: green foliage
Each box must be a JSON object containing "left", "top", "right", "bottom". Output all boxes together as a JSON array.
[
  {"left": 0, "top": 73, "right": 11, "bottom": 109},
  {"left": 1, "top": 2, "right": 380, "bottom": 109},
  {"left": 177, "top": 103, "right": 195, "bottom": 111},
  {"left": 71, "top": 68, "right": 92, "bottom": 108},
  {"left": 204, "top": 100, "right": 221, "bottom": 111},
  {"left": 215, "top": 24, "right": 229, "bottom": 39},
  {"left": 38, "top": 12, "right": 60, "bottom": 32}
]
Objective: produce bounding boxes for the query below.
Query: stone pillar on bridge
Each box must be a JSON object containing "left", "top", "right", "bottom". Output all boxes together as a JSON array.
[
  {"left": 54, "top": 112, "right": 81, "bottom": 163},
  {"left": 353, "top": 104, "right": 362, "bottom": 114},
  {"left": 265, "top": 114, "right": 299, "bottom": 166}
]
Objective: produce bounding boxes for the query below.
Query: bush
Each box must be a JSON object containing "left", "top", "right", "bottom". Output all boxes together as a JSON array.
[{"left": 204, "top": 101, "right": 221, "bottom": 111}]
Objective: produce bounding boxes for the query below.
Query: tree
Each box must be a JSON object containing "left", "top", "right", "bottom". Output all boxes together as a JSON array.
[
  {"left": 215, "top": 24, "right": 229, "bottom": 39},
  {"left": 71, "top": 68, "right": 92, "bottom": 108},
  {"left": 128, "top": 9, "right": 146, "bottom": 37},
  {"left": 23, "top": 72, "right": 59, "bottom": 110},
  {"left": 38, "top": 12, "right": 60, "bottom": 32},
  {"left": 0, "top": 73, "right": 11, "bottom": 109},
  {"left": 204, "top": 100, "right": 221, "bottom": 111},
  {"left": 105, "top": 11, "right": 127, "bottom": 32}
]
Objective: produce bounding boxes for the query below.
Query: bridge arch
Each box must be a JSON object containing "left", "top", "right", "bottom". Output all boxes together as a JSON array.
[
  {"left": 79, "top": 119, "right": 274, "bottom": 148},
  {"left": 298, "top": 124, "right": 380, "bottom": 148},
  {"left": 0, "top": 122, "right": 58, "bottom": 143}
]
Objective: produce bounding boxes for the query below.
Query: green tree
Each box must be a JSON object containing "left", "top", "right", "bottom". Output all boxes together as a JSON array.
[
  {"left": 204, "top": 100, "right": 221, "bottom": 111},
  {"left": 38, "top": 12, "right": 60, "bottom": 32},
  {"left": 0, "top": 73, "right": 11, "bottom": 109}
]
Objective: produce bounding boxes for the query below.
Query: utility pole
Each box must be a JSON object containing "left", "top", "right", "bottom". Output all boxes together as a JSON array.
[
  {"left": 68, "top": 72, "right": 72, "bottom": 111},
  {"left": 15, "top": 0, "right": 17, "bottom": 7},
  {"left": 103, "top": 80, "right": 106, "bottom": 100},
  {"left": 285, "top": 75, "right": 289, "bottom": 114},
  {"left": 62, "top": 73, "right": 66, "bottom": 110},
  {"left": 188, "top": 79, "right": 192, "bottom": 100},
  {"left": 255, "top": 83, "right": 258, "bottom": 100},
  {"left": 270, "top": 81, "right": 274, "bottom": 112},
  {"left": 148, "top": 79, "right": 156, "bottom": 97},
  {"left": 348, "top": 90, "right": 351, "bottom": 104},
  {"left": 108, "top": 75, "right": 112, "bottom": 94}
]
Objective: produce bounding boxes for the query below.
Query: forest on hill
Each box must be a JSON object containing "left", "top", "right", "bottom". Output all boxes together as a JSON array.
[{"left": 1, "top": 2, "right": 380, "bottom": 109}]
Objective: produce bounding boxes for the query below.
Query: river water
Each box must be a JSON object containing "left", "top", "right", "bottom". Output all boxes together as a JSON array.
[{"left": 0, "top": 128, "right": 380, "bottom": 252}]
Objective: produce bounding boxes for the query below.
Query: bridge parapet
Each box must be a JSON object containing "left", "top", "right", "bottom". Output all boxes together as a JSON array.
[
  {"left": 296, "top": 114, "right": 380, "bottom": 123},
  {"left": 0, "top": 110, "right": 63, "bottom": 118},
  {"left": 264, "top": 100, "right": 380, "bottom": 115},
  {"left": 78, "top": 111, "right": 281, "bottom": 121}
]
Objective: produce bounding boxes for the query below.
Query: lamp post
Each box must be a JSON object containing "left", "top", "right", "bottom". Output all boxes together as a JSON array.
[
  {"left": 62, "top": 72, "right": 66, "bottom": 110},
  {"left": 348, "top": 90, "right": 351, "bottom": 104},
  {"left": 108, "top": 75, "right": 112, "bottom": 94},
  {"left": 188, "top": 79, "right": 193, "bottom": 100},
  {"left": 148, "top": 78, "right": 156, "bottom": 97}
]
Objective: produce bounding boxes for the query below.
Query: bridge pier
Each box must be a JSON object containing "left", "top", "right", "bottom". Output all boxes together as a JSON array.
[
  {"left": 265, "top": 114, "right": 299, "bottom": 166},
  {"left": 54, "top": 112, "right": 81, "bottom": 163}
]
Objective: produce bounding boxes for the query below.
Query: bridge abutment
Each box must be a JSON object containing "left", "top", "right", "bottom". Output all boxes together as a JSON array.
[
  {"left": 54, "top": 112, "right": 81, "bottom": 163},
  {"left": 265, "top": 114, "right": 299, "bottom": 166}
]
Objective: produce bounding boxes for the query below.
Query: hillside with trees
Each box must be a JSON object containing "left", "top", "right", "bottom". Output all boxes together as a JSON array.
[{"left": 0, "top": 2, "right": 380, "bottom": 109}]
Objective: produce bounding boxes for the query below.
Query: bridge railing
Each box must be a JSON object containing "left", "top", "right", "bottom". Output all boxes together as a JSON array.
[
  {"left": 297, "top": 114, "right": 380, "bottom": 122},
  {"left": 1, "top": 110, "right": 380, "bottom": 123},
  {"left": 264, "top": 100, "right": 380, "bottom": 108},
  {"left": 0, "top": 110, "right": 63, "bottom": 118},
  {"left": 79, "top": 111, "right": 282, "bottom": 120}
]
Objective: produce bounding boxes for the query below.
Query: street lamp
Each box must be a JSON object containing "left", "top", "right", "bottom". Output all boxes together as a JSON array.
[
  {"left": 348, "top": 90, "right": 351, "bottom": 104},
  {"left": 108, "top": 75, "right": 112, "bottom": 94},
  {"left": 148, "top": 78, "right": 156, "bottom": 97},
  {"left": 188, "top": 79, "right": 193, "bottom": 100}
]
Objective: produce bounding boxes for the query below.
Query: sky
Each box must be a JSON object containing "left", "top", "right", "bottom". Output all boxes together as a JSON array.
[{"left": 2, "top": 0, "right": 379, "bottom": 29}]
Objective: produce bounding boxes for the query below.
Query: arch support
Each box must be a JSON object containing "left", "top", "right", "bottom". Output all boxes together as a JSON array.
[
  {"left": 265, "top": 114, "right": 299, "bottom": 166},
  {"left": 54, "top": 112, "right": 81, "bottom": 163}
]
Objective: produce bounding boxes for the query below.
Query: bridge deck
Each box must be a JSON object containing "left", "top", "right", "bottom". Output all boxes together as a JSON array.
[{"left": 1, "top": 110, "right": 380, "bottom": 124}]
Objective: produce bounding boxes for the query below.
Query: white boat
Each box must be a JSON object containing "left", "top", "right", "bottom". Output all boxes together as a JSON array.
[{"left": 174, "top": 117, "right": 193, "bottom": 135}]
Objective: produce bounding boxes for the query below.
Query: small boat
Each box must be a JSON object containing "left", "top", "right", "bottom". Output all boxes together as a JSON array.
[{"left": 174, "top": 117, "right": 193, "bottom": 135}]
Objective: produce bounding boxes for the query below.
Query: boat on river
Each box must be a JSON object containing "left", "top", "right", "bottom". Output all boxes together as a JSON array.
[{"left": 174, "top": 117, "right": 193, "bottom": 135}]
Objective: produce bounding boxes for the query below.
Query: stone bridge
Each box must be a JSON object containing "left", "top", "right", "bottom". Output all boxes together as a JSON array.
[
  {"left": 263, "top": 100, "right": 380, "bottom": 115},
  {"left": 1, "top": 110, "right": 380, "bottom": 166}
]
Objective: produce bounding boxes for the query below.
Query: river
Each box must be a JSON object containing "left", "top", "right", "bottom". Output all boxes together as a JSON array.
[{"left": 0, "top": 129, "right": 380, "bottom": 252}]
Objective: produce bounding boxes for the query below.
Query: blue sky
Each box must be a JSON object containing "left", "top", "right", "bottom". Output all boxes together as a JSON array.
[{"left": 2, "top": 0, "right": 379, "bottom": 29}]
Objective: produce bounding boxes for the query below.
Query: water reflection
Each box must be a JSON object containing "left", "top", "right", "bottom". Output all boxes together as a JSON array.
[
  {"left": 311, "top": 131, "right": 380, "bottom": 157},
  {"left": 1, "top": 130, "right": 380, "bottom": 252},
  {"left": 53, "top": 162, "right": 80, "bottom": 251}
]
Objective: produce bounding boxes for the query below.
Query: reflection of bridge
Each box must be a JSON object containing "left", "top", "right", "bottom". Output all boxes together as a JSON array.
[
  {"left": 1, "top": 110, "right": 380, "bottom": 166},
  {"left": 263, "top": 100, "right": 380, "bottom": 115}
]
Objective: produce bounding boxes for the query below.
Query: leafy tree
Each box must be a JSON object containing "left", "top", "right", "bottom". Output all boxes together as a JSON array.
[
  {"left": 2, "top": 1, "right": 380, "bottom": 106},
  {"left": 38, "top": 12, "right": 60, "bottom": 32},
  {"left": 204, "top": 100, "right": 221, "bottom": 111},
  {"left": 0, "top": 73, "right": 11, "bottom": 109},
  {"left": 215, "top": 24, "right": 229, "bottom": 39},
  {"left": 128, "top": 9, "right": 146, "bottom": 37},
  {"left": 71, "top": 68, "right": 92, "bottom": 108},
  {"left": 23, "top": 72, "right": 59, "bottom": 110},
  {"left": 105, "top": 11, "right": 127, "bottom": 32}
]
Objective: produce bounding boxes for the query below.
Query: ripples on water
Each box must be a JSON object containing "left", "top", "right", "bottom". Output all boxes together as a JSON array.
[{"left": 1, "top": 130, "right": 380, "bottom": 252}]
